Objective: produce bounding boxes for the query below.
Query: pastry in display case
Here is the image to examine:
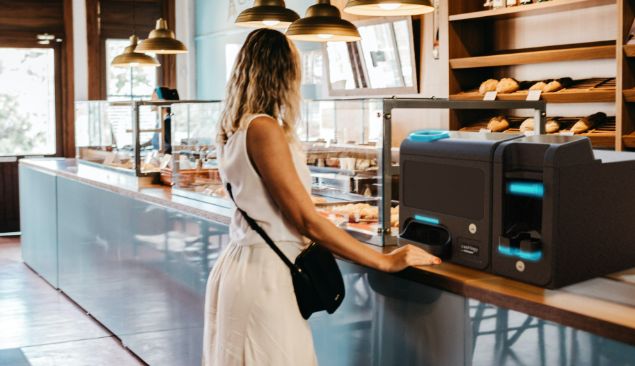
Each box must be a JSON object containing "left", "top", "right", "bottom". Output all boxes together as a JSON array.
[{"left": 164, "top": 102, "right": 229, "bottom": 206}]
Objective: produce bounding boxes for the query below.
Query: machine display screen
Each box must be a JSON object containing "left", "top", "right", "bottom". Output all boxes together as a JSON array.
[{"left": 403, "top": 161, "right": 485, "bottom": 220}]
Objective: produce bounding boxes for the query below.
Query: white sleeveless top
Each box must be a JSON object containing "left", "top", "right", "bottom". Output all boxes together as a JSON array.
[{"left": 218, "top": 114, "right": 312, "bottom": 246}]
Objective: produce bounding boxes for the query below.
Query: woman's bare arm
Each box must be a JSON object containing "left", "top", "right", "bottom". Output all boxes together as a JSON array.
[{"left": 245, "top": 117, "right": 441, "bottom": 272}]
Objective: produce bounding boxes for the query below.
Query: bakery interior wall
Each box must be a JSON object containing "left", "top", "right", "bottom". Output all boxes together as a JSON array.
[{"left": 193, "top": 0, "right": 451, "bottom": 144}]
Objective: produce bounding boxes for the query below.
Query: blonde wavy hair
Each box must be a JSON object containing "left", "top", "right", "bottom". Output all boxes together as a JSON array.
[{"left": 217, "top": 28, "right": 302, "bottom": 144}]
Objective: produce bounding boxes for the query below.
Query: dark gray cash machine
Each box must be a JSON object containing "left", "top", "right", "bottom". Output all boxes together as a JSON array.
[
  {"left": 388, "top": 99, "right": 546, "bottom": 270},
  {"left": 399, "top": 131, "right": 523, "bottom": 270},
  {"left": 491, "top": 135, "right": 635, "bottom": 288}
]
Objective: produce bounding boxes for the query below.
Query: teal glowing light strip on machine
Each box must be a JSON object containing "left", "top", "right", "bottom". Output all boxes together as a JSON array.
[
  {"left": 507, "top": 181, "right": 544, "bottom": 198},
  {"left": 414, "top": 214, "right": 440, "bottom": 225},
  {"left": 498, "top": 245, "right": 543, "bottom": 262}
]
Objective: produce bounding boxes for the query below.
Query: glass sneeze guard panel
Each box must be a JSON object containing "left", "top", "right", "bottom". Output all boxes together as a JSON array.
[
  {"left": 300, "top": 99, "right": 396, "bottom": 244},
  {"left": 169, "top": 102, "right": 229, "bottom": 207},
  {"left": 75, "top": 100, "right": 222, "bottom": 178}
]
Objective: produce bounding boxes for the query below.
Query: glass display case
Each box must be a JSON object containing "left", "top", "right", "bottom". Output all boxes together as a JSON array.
[
  {"left": 299, "top": 99, "right": 398, "bottom": 245},
  {"left": 169, "top": 98, "right": 398, "bottom": 245},
  {"left": 169, "top": 102, "right": 228, "bottom": 207},
  {"left": 75, "top": 100, "right": 221, "bottom": 180}
]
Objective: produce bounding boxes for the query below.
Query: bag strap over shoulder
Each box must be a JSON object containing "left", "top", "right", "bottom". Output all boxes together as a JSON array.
[{"left": 226, "top": 183, "right": 299, "bottom": 274}]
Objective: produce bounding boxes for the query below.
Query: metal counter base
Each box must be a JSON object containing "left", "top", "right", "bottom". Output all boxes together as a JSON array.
[{"left": 19, "top": 161, "right": 635, "bottom": 365}]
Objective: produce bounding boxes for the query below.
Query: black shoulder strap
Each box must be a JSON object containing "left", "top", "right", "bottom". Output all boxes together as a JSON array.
[{"left": 226, "top": 183, "right": 298, "bottom": 273}]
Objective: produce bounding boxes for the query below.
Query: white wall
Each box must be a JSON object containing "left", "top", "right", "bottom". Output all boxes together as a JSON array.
[
  {"left": 72, "top": 0, "right": 88, "bottom": 100},
  {"left": 175, "top": 0, "right": 197, "bottom": 100}
]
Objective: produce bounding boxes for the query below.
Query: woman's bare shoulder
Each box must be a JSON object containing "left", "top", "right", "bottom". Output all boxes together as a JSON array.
[{"left": 247, "top": 116, "right": 285, "bottom": 143}]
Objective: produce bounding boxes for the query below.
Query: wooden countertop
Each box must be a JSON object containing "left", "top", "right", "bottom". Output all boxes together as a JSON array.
[{"left": 20, "top": 158, "right": 635, "bottom": 346}]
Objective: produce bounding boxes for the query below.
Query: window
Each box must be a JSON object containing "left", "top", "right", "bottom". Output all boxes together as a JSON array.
[
  {"left": 105, "top": 39, "right": 157, "bottom": 101},
  {"left": 0, "top": 48, "right": 57, "bottom": 156},
  {"left": 325, "top": 17, "right": 418, "bottom": 96}
]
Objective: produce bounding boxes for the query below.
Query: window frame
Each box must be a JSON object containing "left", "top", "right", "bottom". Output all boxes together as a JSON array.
[
  {"left": 0, "top": 37, "right": 64, "bottom": 157},
  {"left": 86, "top": 0, "right": 176, "bottom": 101}
]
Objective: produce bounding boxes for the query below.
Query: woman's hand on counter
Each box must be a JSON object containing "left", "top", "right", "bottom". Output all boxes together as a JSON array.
[
  {"left": 380, "top": 245, "right": 442, "bottom": 273},
  {"left": 246, "top": 116, "right": 440, "bottom": 274}
]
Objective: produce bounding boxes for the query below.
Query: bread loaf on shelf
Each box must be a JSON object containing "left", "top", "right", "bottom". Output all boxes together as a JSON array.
[
  {"left": 570, "top": 112, "right": 607, "bottom": 134},
  {"left": 529, "top": 81, "right": 547, "bottom": 91},
  {"left": 479, "top": 79, "right": 498, "bottom": 95},
  {"left": 487, "top": 116, "right": 510, "bottom": 132},
  {"left": 496, "top": 78, "right": 520, "bottom": 94},
  {"left": 519, "top": 118, "right": 560, "bottom": 134}
]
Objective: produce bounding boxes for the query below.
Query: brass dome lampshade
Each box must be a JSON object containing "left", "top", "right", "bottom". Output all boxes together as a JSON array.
[
  {"left": 343, "top": 0, "right": 434, "bottom": 16},
  {"left": 286, "top": 0, "right": 361, "bottom": 42},
  {"left": 135, "top": 18, "right": 188, "bottom": 54},
  {"left": 111, "top": 35, "right": 160, "bottom": 67},
  {"left": 235, "top": 0, "right": 300, "bottom": 29}
]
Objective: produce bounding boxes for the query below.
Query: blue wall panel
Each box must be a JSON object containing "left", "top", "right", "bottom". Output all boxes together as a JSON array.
[{"left": 194, "top": 0, "right": 320, "bottom": 99}]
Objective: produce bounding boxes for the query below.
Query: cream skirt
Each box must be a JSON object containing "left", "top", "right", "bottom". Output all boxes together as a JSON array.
[{"left": 202, "top": 241, "right": 318, "bottom": 366}]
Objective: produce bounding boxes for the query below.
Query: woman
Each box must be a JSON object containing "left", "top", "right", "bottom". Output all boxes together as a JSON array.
[{"left": 202, "top": 28, "right": 441, "bottom": 366}]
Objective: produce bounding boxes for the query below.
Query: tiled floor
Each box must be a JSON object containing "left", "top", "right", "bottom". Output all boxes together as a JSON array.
[{"left": 0, "top": 236, "right": 143, "bottom": 366}]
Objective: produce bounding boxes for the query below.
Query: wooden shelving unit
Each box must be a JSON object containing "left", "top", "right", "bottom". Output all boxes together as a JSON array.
[
  {"left": 617, "top": 0, "right": 635, "bottom": 150},
  {"left": 448, "top": 0, "right": 620, "bottom": 148},
  {"left": 451, "top": 89, "right": 614, "bottom": 103},
  {"left": 450, "top": 42, "right": 615, "bottom": 69},
  {"left": 459, "top": 116, "right": 616, "bottom": 148},
  {"left": 624, "top": 88, "right": 635, "bottom": 101},
  {"left": 621, "top": 133, "right": 635, "bottom": 147},
  {"left": 450, "top": 0, "right": 615, "bottom": 22},
  {"left": 624, "top": 44, "right": 635, "bottom": 57},
  {"left": 451, "top": 78, "right": 616, "bottom": 103}
]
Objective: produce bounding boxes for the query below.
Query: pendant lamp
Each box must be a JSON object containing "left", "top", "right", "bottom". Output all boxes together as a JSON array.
[
  {"left": 111, "top": 35, "right": 160, "bottom": 67},
  {"left": 235, "top": 0, "right": 300, "bottom": 29},
  {"left": 286, "top": 0, "right": 361, "bottom": 42},
  {"left": 135, "top": 18, "right": 188, "bottom": 54},
  {"left": 343, "top": 0, "right": 434, "bottom": 16}
]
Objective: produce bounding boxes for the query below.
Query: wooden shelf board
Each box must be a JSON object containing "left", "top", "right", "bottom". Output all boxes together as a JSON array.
[
  {"left": 450, "top": 43, "right": 616, "bottom": 69},
  {"left": 450, "top": 89, "right": 615, "bottom": 103},
  {"left": 459, "top": 116, "right": 615, "bottom": 148},
  {"left": 623, "top": 44, "right": 635, "bottom": 57},
  {"left": 622, "top": 134, "right": 635, "bottom": 148},
  {"left": 624, "top": 88, "right": 635, "bottom": 102},
  {"left": 584, "top": 133, "right": 617, "bottom": 148},
  {"left": 449, "top": 0, "right": 615, "bottom": 22}
]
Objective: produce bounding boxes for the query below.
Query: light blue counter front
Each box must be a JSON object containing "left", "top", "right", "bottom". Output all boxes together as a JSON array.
[
  {"left": 19, "top": 165, "right": 59, "bottom": 288},
  {"left": 18, "top": 160, "right": 635, "bottom": 366}
]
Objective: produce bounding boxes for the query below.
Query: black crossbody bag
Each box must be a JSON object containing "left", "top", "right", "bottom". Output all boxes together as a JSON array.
[{"left": 226, "top": 184, "right": 345, "bottom": 319}]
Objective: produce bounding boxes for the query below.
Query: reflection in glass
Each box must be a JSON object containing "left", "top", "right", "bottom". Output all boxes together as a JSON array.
[
  {"left": 325, "top": 18, "right": 416, "bottom": 95},
  {"left": 326, "top": 42, "right": 357, "bottom": 91},
  {"left": 105, "top": 39, "right": 157, "bottom": 101},
  {"left": 358, "top": 21, "right": 411, "bottom": 89}
]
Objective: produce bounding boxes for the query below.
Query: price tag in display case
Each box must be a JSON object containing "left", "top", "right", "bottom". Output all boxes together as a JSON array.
[
  {"left": 483, "top": 91, "right": 497, "bottom": 101},
  {"left": 526, "top": 90, "right": 542, "bottom": 101}
]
